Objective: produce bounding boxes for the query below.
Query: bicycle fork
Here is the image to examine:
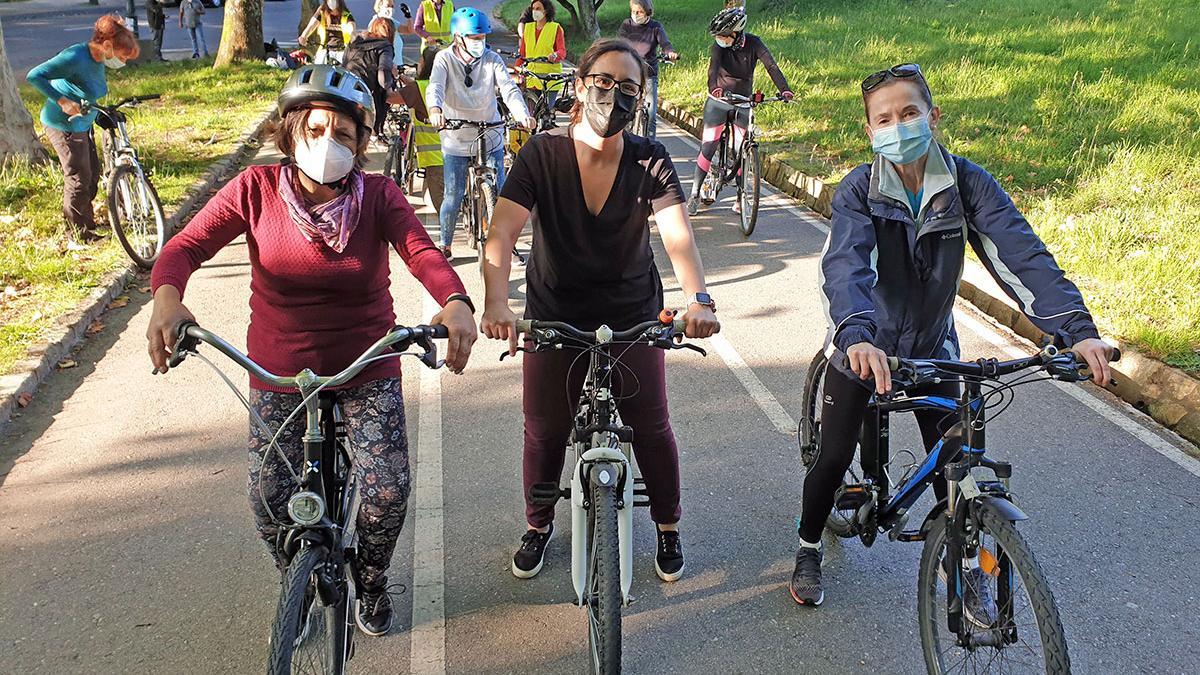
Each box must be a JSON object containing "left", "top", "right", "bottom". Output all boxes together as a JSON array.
[{"left": 570, "top": 445, "right": 634, "bottom": 607}]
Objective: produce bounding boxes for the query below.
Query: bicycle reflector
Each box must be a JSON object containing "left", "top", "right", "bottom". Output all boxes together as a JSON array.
[{"left": 287, "top": 491, "right": 326, "bottom": 526}]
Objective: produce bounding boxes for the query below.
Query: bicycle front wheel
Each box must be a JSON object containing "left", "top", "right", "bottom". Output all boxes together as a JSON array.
[
  {"left": 918, "top": 508, "right": 1070, "bottom": 674},
  {"left": 586, "top": 465, "right": 622, "bottom": 675},
  {"left": 473, "top": 178, "right": 497, "bottom": 267},
  {"left": 108, "top": 165, "right": 166, "bottom": 270},
  {"left": 268, "top": 545, "right": 352, "bottom": 675},
  {"left": 738, "top": 143, "right": 761, "bottom": 237}
]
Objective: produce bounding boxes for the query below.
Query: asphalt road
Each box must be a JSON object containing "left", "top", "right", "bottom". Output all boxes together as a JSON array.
[{"left": 3, "top": 22, "right": 1200, "bottom": 675}]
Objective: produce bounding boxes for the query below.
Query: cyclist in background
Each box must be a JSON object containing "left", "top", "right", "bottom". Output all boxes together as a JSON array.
[
  {"left": 790, "top": 62, "right": 1113, "bottom": 608},
  {"left": 146, "top": 65, "right": 477, "bottom": 637},
  {"left": 617, "top": 0, "right": 678, "bottom": 138},
  {"left": 515, "top": 0, "right": 566, "bottom": 112},
  {"left": 371, "top": 0, "right": 412, "bottom": 62},
  {"left": 480, "top": 38, "right": 719, "bottom": 584},
  {"left": 425, "top": 7, "right": 531, "bottom": 259},
  {"left": 414, "top": 0, "right": 454, "bottom": 51},
  {"left": 300, "top": 0, "right": 357, "bottom": 65},
  {"left": 413, "top": 45, "right": 446, "bottom": 219},
  {"left": 343, "top": 18, "right": 400, "bottom": 138},
  {"left": 687, "top": 6, "right": 793, "bottom": 215}
]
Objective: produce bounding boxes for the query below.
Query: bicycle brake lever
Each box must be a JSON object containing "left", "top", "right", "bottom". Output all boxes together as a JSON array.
[
  {"left": 675, "top": 342, "right": 707, "bottom": 357},
  {"left": 499, "top": 346, "right": 534, "bottom": 361}
]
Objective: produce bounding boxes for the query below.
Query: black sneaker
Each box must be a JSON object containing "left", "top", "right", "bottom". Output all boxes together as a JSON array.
[
  {"left": 511, "top": 524, "right": 553, "bottom": 579},
  {"left": 654, "top": 529, "right": 685, "bottom": 582},
  {"left": 789, "top": 546, "right": 824, "bottom": 606},
  {"left": 355, "top": 585, "right": 393, "bottom": 637}
]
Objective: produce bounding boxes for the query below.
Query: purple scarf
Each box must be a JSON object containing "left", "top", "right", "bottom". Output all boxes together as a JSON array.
[{"left": 278, "top": 163, "right": 364, "bottom": 254}]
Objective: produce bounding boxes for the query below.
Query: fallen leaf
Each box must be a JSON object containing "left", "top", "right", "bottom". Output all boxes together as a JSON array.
[
  {"left": 138, "top": 286, "right": 151, "bottom": 294},
  {"left": 57, "top": 359, "right": 78, "bottom": 369},
  {"left": 107, "top": 295, "right": 130, "bottom": 309},
  {"left": 17, "top": 393, "right": 32, "bottom": 407},
  {"left": 30, "top": 311, "right": 43, "bottom": 322},
  {"left": 86, "top": 321, "right": 105, "bottom": 335}
]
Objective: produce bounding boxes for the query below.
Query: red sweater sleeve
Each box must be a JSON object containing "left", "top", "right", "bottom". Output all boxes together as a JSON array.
[
  {"left": 553, "top": 26, "right": 565, "bottom": 61},
  {"left": 151, "top": 169, "right": 253, "bottom": 299},
  {"left": 378, "top": 178, "right": 468, "bottom": 305}
]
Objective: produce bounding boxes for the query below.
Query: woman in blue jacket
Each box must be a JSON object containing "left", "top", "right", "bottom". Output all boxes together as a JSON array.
[
  {"left": 789, "top": 63, "right": 1114, "bottom": 608},
  {"left": 27, "top": 15, "right": 139, "bottom": 246}
]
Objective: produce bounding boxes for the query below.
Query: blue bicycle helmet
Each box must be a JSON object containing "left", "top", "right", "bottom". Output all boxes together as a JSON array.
[{"left": 450, "top": 6, "right": 492, "bottom": 36}]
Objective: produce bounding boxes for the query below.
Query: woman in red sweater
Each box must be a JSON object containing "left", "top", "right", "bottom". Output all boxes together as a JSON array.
[{"left": 146, "top": 65, "right": 476, "bottom": 637}]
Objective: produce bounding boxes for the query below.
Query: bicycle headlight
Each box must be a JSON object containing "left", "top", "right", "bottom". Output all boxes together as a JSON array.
[{"left": 287, "top": 491, "right": 326, "bottom": 526}]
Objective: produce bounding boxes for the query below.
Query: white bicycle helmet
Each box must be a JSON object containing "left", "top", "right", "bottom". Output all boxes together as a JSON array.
[{"left": 278, "top": 64, "right": 376, "bottom": 129}]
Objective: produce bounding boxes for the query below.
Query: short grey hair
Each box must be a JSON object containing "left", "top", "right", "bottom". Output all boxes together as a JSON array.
[{"left": 630, "top": 0, "right": 653, "bottom": 17}]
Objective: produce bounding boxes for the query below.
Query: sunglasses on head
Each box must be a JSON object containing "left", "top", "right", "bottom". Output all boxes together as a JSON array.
[{"left": 861, "top": 63, "right": 924, "bottom": 94}]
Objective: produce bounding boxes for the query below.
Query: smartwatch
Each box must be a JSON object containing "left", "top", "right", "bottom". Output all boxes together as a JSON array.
[{"left": 688, "top": 292, "right": 716, "bottom": 312}]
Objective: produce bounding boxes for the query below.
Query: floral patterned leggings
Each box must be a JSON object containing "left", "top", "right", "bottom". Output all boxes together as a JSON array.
[{"left": 247, "top": 377, "right": 410, "bottom": 590}]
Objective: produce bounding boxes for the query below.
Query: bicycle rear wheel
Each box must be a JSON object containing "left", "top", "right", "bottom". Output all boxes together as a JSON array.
[
  {"left": 918, "top": 508, "right": 1070, "bottom": 674},
  {"left": 738, "top": 143, "right": 761, "bottom": 237},
  {"left": 268, "top": 545, "right": 352, "bottom": 675},
  {"left": 798, "top": 350, "right": 859, "bottom": 538},
  {"left": 586, "top": 465, "right": 622, "bottom": 675},
  {"left": 108, "top": 165, "right": 166, "bottom": 270}
]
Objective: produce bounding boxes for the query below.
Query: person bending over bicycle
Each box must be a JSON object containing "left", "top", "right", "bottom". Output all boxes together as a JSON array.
[
  {"left": 687, "top": 6, "right": 793, "bottom": 216},
  {"left": 145, "top": 65, "right": 477, "bottom": 637},
  {"left": 789, "top": 62, "right": 1114, "bottom": 607},
  {"left": 344, "top": 18, "right": 424, "bottom": 140},
  {"left": 425, "top": 7, "right": 532, "bottom": 259},
  {"left": 480, "top": 38, "right": 720, "bottom": 583},
  {"left": 617, "top": 0, "right": 678, "bottom": 138},
  {"left": 514, "top": 0, "right": 566, "bottom": 113}
]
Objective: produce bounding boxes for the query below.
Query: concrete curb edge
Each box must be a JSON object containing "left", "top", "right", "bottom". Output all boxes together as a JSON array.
[{"left": 0, "top": 103, "right": 279, "bottom": 434}]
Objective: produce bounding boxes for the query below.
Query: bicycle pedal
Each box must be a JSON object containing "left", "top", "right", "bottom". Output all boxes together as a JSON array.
[
  {"left": 833, "top": 484, "right": 871, "bottom": 511},
  {"left": 894, "top": 530, "right": 925, "bottom": 542},
  {"left": 529, "top": 482, "right": 564, "bottom": 505}
]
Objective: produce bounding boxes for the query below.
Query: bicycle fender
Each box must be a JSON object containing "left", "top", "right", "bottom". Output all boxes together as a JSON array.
[{"left": 974, "top": 494, "right": 1028, "bottom": 522}]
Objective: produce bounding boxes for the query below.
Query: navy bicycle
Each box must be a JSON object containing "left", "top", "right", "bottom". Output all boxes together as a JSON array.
[{"left": 800, "top": 343, "right": 1120, "bottom": 674}]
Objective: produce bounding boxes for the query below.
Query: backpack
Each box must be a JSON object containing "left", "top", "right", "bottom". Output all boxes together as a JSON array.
[{"left": 342, "top": 37, "right": 392, "bottom": 96}]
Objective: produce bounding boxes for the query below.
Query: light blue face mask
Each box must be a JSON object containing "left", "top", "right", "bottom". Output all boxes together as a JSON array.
[{"left": 870, "top": 113, "right": 932, "bottom": 165}]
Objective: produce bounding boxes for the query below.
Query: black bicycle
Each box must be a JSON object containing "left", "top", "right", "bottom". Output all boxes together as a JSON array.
[
  {"left": 163, "top": 321, "right": 448, "bottom": 674},
  {"left": 799, "top": 344, "right": 1119, "bottom": 673},
  {"left": 631, "top": 55, "right": 673, "bottom": 139},
  {"left": 380, "top": 64, "right": 420, "bottom": 195},
  {"left": 442, "top": 117, "right": 510, "bottom": 266},
  {"left": 697, "top": 91, "right": 786, "bottom": 237},
  {"left": 82, "top": 95, "right": 167, "bottom": 269},
  {"left": 504, "top": 311, "right": 704, "bottom": 674}
]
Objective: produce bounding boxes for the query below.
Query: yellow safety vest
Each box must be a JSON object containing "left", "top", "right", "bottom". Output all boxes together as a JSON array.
[
  {"left": 414, "top": 81, "right": 443, "bottom": 169},
  {"left": 317, "top": 10, "right": 354, "bottom": 49},
  {"left": 421, "top": 0, "right": 453, "bottom": 49},
  {"left": 522, "top": 22, "right": 563, "bottom": 91}
]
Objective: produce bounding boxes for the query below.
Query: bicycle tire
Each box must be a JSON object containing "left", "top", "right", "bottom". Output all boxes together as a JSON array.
[
  {"left": 474, "top": 179, "right": 497, "bottom": 269},
  {"left": 382, "top": 141, "right": 399, "bottom": 187},
  {"left": 586, "top": 466, "right": 622, "bottom": 675},
  {"left": 632, "top": 103, "right": 649, "bottom": 137},
  {"left": 798, "top": 350, "right": 857, "bottom": 538},
  {"left": 107, "top": 165, "right": 166, "bottom": 270},
  {"left": 918, "top": 509, "right": 1070, "bottom": 674},
  {"left": 739, "top": 143, "right": 761, "bottom": 237},
  {"left": 463, "top": 170, "right": 479, "bottom": 251},
  {"left": 403, "top": 132, "right": 419, "bottom": 195},
  {"left": 267, "top": 545, "right": 352, "bottom": 675}
]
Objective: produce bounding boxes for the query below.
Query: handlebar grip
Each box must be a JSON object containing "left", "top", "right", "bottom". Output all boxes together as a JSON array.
[
  {"left": 516, "top": 319, "right": 533, "bottom": 334},
  {"left": 427, "top": 324, "right": 449, "bottom": 339},
  {"left": 1109, "top": 347, "right": 1122, "bottom": 362},
  {"left": 166, "top": 320, "right": 200, "bottom": 368},
  {"left": 887, "top": 356, "right": 901, "bottom": 371}
]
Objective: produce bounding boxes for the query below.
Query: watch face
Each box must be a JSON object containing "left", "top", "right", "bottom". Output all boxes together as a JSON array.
[{"left": 695, "top": 293, "right": 712, "bottom": 304}]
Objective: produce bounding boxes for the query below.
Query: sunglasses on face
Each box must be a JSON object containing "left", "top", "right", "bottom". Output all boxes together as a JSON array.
[
  {"left": 464, "top": 61, "right": 474, "bottom": 87},
  {"left": 584, "top": 73, "right": 642, "bottom": 97},
  {"left": 861, "top": 63, "right": 924, "bottom": 94}
]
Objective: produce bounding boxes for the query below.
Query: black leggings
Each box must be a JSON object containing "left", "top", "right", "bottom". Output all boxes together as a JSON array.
[{"left": 799, "top": 364, "right": 960, "bottom": 543}]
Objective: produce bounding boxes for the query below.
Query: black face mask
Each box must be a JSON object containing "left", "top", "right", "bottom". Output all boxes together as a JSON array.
[{"left": 583, "top": 86, "right": 638, "bottom": 138}]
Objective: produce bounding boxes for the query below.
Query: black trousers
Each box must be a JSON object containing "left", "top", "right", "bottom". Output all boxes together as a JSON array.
[
  {"left": 46, "top": 127, "right": 101, "bottom": 235},
  {"left": 798, "top": 363, "right": 961, "bottom": 543}
]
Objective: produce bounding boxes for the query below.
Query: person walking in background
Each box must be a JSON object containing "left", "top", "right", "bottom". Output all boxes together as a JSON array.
[
  {"left": 146, "top": 0, "right": 167, "bottom": 62},
  {"left": 413, "top": 45, "right": 446, "bottom": 221},
  {"left": 414, "top": 0, "right": 454, "bottom": 51},
  {"left": 617, "top": 0, "right": 678, "bottom": 138},
  {"left": 179, "top": 0, "right": 208, "bottom": 59},
  {"left": 27, "top": 15, "right": 140, "bottom": 247},
  {"left": 300, "top": 0, "right": 357, "bottom": 65}
]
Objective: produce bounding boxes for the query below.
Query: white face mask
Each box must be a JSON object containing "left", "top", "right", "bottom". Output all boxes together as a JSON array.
[
  {"left": 464, "top": 37, "right": 486, "bottom": 58},
  {"left": 326, "top": 0, "right": 338, "bottom": 9},
  {"left": 103, "top": 56, "right": 126, "bottom": 69},
  {"left": 632, "top": 13, "right": 649, "bottom": 25},
  {"left": 715, "top": 36, "right": 734, "bottom": 48},
  {"left": 294, "top": 135, "right": 356, "bottom": 185},
  {"left": 531, "top": 9, "right": 545, "bottom": 22},
  {"left": 377, "top": 6, "right": 394, "bottom": 18}
]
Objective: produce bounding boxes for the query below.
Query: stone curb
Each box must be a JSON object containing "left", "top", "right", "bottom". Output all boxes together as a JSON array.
[
  {"left": 0, "top": 103, "right": 279, "bottom": 434},
  {"left": 655, "top": 97, "right": 1200, "bottom": 450}
]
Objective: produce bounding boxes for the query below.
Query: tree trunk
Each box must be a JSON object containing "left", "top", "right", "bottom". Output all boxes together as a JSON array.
[
  {"left": 298, "top": 0, "right": 318, "bottom": 48},
  {"left": 0, "top": 18, "right": 49, "bottom": 165},
  {"left": 554, "top": 0, "right": 580, "bottom": 31},
  {"left": 214, "top": 0, "right": 266, "bottom": 68},
  {"left": 575, "top": 0, "right": 600, "bottom": 40}
]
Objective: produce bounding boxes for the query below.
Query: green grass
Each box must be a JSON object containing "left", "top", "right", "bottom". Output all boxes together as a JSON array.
[
  {"left": 500, "top": 0, "right": 1200, "bottom": 372},
  {"left": 0, "top": 58, "right": 285, "bottom": 375}
]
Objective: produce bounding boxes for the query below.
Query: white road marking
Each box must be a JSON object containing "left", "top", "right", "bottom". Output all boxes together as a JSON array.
[
  {"left": 708, "top": 333, "right": 797, "bottom": 437},
  {"left": 954, "top": 309, "right": 1200, "bottom": 480},
  {"left": 410, "top": 295, "right": 446, "bottom": 674}
]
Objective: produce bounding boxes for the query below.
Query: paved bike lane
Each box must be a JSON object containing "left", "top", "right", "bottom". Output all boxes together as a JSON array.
[{"left": 4, "top": 41, "right": 1200, "bottom": 675}]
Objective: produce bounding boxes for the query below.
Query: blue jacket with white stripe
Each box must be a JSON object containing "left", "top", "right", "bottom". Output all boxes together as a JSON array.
[{"left": 821, "top": 143, "right": 1099, "bottom": 361}]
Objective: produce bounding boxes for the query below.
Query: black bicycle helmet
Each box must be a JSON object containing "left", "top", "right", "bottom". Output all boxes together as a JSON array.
[
  {"left": 278, "top": 64, "right": 376, "bottom": 130},
  {"left": 708, "top": 7, "right": 747, "bottom": 35}
]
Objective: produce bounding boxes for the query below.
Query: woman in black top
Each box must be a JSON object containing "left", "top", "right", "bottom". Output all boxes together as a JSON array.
[
  {"left": 688, "top": 6, "right": 793, "bottom": 215},
  {"left": 617, "top": 0, "right": 678, "bottom": 138},
  {"left": 481, "top": 38, "right": 719, "bottom": 584}
]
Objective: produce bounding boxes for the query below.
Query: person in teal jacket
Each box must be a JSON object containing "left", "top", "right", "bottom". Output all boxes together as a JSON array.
[{"left": 26, "top": 15, "right": 140, "bottom": 245}]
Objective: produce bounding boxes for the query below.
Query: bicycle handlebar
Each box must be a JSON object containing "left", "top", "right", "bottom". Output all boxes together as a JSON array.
[
  {"left": 516, "top": 316, "right": 687, "bottom": 344},
  {"left": 441, "top": 118, "right": 510, "bottom": 131},
  {"left": 162, "top": 321, "right": 449, "bottom": 387},
  {"left": 887, "top": 344, "right": 1121, "bottom": 383},
  {"left": 721, "top": 92, "right": 789, "bottom": 106}
]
